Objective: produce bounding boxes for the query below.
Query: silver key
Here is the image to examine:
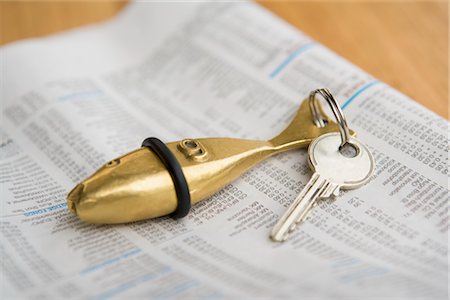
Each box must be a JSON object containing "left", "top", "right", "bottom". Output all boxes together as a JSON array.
[{"left": 270, "top": 132, "right": 375, "bottom": 242}]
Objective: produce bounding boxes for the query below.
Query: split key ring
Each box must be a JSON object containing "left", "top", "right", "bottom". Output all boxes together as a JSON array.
[{"left": 308, "top": 88, "right": 352, "bottom": 151}]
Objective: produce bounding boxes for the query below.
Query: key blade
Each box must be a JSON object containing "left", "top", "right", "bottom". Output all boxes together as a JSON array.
[{"left": 270, "top": 173, "right": 328, "bottom": 242}]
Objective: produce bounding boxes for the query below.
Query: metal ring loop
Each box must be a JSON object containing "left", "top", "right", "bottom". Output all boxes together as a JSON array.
[{"left": 309, "top": 88, "right": 351, "bottom": 149}]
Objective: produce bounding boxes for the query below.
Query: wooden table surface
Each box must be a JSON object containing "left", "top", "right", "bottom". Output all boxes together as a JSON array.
[{"left": 1, "top": 1, "right": 448, "bottom": 119}]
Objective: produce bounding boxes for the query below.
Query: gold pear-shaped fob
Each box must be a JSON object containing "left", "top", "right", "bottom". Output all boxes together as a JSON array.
[{"left": 67, "top": 89, "right": 355, "bottom": 224}]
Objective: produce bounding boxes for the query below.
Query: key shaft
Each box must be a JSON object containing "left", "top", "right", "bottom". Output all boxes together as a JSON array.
[{"left": 270, "top": 133, "right": 375, "bottom": 243}]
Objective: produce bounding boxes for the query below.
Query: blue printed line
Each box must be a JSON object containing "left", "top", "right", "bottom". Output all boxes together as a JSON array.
[
  {"left": 94, "top": 267, "right": 172, "bottom": 300},
  {"left": 332, "top": 258, "right": 359, "bottom": 268},
  {"left": 154, "top": 280, "right": 199, "bottom": 300},
  {"left": 23, "top": 203, "right": 67, "bottom": 217},
  {"left": 81, "top": 248, "right": 142, "bottom": 275},
  {"left": 340, "top": 267, "right": 388, "bottom": 283},
  {"left": 59, "top": 90, "right": 103, "bottom": 101},
  {"left": 270, "top": 42, "right": 317, "bottom": 78},
  {"left": 341, "top": 80, "right": 380, "bottom": 110},
  {"left": 199, "top": 291, "right": 224, "bottom": 300}
]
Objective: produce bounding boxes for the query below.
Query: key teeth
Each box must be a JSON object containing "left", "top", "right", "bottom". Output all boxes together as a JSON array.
[
  {"left": 288, "top": 223, "right": 298, "bottom": 233},
  {"left": 322, "top": 184, "right": 340, "bottom": 198},
  {"left": 333, "top": 187, "right": 341, "bottom": 197},
  {"left": 295, "top": 213, "right": 306, "bottom": 224},
  {"left": 321, "top": 183, "right": 333, "bottom": 198},
  {"left": 296, "top": 218, "right": 305, "bottom": 225}
]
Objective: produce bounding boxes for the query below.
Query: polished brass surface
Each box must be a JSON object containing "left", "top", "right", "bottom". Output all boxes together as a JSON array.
[{"left": 67, "top": 99, "right": 356, "bottom": 224}]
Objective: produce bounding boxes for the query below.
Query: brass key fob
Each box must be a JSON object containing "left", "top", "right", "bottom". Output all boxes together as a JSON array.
[{"left": 67, "top": 91, "right": 356, "bottom": 224}]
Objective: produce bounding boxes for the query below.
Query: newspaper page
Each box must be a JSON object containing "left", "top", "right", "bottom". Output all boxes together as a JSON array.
[{"left": 1, "top": 2, "right": 448, "bottom": 299}]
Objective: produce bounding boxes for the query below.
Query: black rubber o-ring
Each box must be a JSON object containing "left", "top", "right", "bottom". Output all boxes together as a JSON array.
[{"left": 142, "top": 137, "right": 191, "bottom": 219}]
